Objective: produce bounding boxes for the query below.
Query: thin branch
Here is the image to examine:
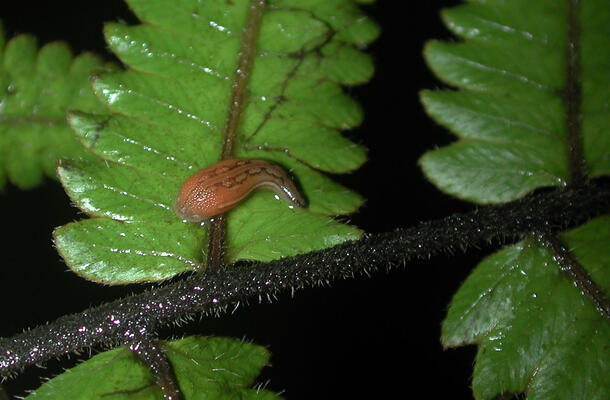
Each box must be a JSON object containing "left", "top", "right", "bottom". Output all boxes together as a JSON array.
[
  {"left": 538, "top": 233, "right": 610, "bottom": 320},
  {"left": 206, "top": 0, "right": 266, "bottom": 272},
  {"left": 130, "top": 339, "right": 183, "bottom": 400},
  {"left": 565, "top": 0, "right": 586, "bottom": 184},
  {"left": 1, "top": 182, "right": 608, "bottom": 379},
  {"left": 205, "top": 214, "right": 227, "bottom": 271},
  {"left": 143, "top": 3, "right": 268, "bottom": 396},
  {"left": 220, "top": 0, "right": 266, "bottom": 160}
]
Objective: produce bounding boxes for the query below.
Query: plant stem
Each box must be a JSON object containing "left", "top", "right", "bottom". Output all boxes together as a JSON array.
[
  {"left": 206, "top": 0, "right": 266, "bottom": 272},
  {"left": 140, "top": 2, "right": 267, "bottom": 396},
  {"left": 1, "top": 182, "right": 608, "bottom": 379},
  {"left": 539, "top": 233, "right": 610, "bottom": 320},
  {"left": 130, "top": 339, "right": 183, "bottom": 400},
  {"left": 565, "top": 0, "right": 586, "bottom": 184}
]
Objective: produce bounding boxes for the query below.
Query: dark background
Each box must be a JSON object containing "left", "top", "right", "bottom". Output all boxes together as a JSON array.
[{"left": 0, "top": 1, "right": 487, "bottom": 398}]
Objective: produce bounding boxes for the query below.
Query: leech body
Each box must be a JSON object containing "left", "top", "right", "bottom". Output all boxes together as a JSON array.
[{"left": 174, "top": 159, "right": 306, "bottom": 221}]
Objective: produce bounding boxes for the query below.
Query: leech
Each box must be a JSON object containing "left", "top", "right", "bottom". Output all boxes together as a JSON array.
[{"left": 174, "top": 159, "right": 306, "bottom": 221}]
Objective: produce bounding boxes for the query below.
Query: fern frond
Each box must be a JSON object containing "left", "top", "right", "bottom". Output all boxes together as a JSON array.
[{"left": 0, "top": 22, "right": 109, "bottom": 189}]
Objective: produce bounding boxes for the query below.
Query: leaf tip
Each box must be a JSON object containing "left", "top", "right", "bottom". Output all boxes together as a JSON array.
[
  {"left": 418, "top": 89, "right": 432, "bottom": 104},
  {"left": 421, "top": 39, "right": 442, "bottom": 63}
]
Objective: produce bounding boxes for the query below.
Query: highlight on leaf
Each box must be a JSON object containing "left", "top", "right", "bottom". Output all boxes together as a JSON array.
[
  {"left": 419, "top": 0, "right": 610, "bottom": 204},
  {"left": 53, "top": 0, "right": 379, "bottom": 284},
  {"left": 0, "top": 20, "right": 109, "bottom": 189}
]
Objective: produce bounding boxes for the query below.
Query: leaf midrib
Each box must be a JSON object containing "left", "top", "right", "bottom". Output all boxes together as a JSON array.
[
  {"left": 564, "top": 0, "right": 586, "bottom": 183},
  {"left": 206, "top": 0, "right": 267, "bottom": 271}
]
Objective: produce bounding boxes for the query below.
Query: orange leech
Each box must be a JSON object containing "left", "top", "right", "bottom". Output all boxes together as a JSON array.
[{"left": 174, "top": 159, "right": 306, "bottom": 222}]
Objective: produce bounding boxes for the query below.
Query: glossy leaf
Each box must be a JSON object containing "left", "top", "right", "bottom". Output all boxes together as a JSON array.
[
  {"left": 55, "top": 0, "right": 375, "bottom": 284},
  {"left": 442, "top": 216, "right": 610, "bottom": 400},
  {"left": 425, "top": 1, "right": 610, "bottom": 399},
  {"left": 0, "top": 22, "right": 108, "bottom": 189},
  {"left": 26, "top": 336, "right": 279, "bottom": 400},
  {"left": 420, "top": 0, "right": 610, "bottom": 203}
]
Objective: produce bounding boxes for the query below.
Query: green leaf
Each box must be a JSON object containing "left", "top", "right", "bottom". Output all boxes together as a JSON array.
[
  {"left": 424, "top": 2, "right": 610, "bottom": 398},
  {"left": 26, "top": 336, "right": 280, "bottom": 400},
  {"left": 0, "top": 22, "right": 108, "bottom": 189},
  {"left": 55, "top": 0, "right": 376, "bottom": 283},
  {"left": 581, "top": 0, "right": 610, "bottom": 178},
  {"left": 420, "top": 0, "right": 610, "bottom": 204},
  {"left": 442, "top": 216, "right": 610, "bottom": 400}
]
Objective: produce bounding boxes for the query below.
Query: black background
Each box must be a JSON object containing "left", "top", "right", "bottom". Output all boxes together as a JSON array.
[{"left": 0, "top": 1, "right": 488, "bottom": 398}]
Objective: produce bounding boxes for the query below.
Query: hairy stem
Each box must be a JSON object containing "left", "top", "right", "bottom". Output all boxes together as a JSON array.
[{"left": 1, "top": 182, "right": 608, "bottom": 379}]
